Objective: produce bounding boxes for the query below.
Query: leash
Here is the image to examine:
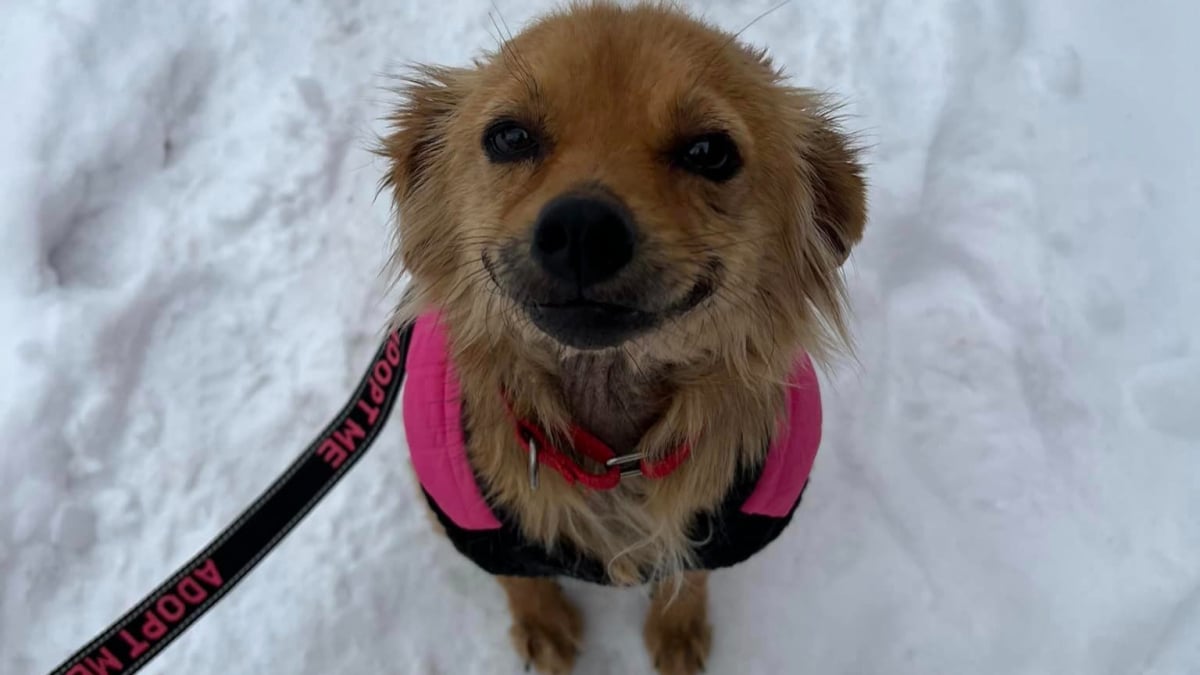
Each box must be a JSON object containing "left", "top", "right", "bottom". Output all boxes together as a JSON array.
[{"left": 48, "top": 324, "right": 414, "bottom": 675}]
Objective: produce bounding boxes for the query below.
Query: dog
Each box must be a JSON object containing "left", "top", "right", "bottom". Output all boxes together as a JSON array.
[{"left": 380, "top": 2, "right": 866, "bottom": 673}]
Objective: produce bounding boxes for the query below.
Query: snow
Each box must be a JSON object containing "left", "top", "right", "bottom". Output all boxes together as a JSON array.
[{"left": 2, "top": 0, "right": 1199, "bottom": 673}]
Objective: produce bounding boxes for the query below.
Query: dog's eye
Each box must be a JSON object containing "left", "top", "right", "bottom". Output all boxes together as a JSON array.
[
  {"left": 483, "top": 120, "right": 539, "bottom": 163},
  {"left": 676, "top": 133, "right": 742, "bottom": 182}
]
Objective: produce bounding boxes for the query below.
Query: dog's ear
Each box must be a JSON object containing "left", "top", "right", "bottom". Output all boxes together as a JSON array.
[
  {"left": 803, "top": 118, "right": 867, "bottom": 265},
  {"left": 379, "top": 66, "right": 472, "bottom": 201}
]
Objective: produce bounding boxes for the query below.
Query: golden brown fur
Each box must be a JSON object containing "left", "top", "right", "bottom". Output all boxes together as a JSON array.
[
  {"left": 645, "top": 570, "right": 712, "bottom": 673},
  {"left": 380, "top": 2, "right": 866, "bottom": 671},
  {"left": 499, "top": 575, "right": 584, "bottom": 673}
]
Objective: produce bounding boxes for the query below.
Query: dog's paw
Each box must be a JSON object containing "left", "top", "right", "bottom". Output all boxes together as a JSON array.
[
  {"left": 508, "top": 596, "right": 582, "bottom": 674},
  {"left": 644, "top": 611, "right": 712, "bottom": 675}
]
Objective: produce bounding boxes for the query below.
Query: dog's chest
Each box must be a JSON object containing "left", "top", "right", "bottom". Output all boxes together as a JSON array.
[{"left": 557, "top": 353, "right": 669, "bottom": 453}]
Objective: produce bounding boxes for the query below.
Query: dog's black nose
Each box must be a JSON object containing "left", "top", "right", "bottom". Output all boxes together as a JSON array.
[{"left": 532, "top": 194, "right": 636, "bottom": 289}]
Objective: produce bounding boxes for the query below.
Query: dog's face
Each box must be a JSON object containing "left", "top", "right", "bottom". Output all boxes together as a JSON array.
[{"left": 384, "top": 3, "right": 865, "bottom": 362}]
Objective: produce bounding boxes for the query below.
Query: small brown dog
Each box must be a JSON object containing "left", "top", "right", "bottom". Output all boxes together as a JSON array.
[{"left": 381, "top": 2, "right": 866, "bottom": 673}]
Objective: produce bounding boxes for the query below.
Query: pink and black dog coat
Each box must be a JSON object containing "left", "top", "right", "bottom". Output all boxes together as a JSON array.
[{"left": 401, "top": 312, "right": 821, "bottom": 584}]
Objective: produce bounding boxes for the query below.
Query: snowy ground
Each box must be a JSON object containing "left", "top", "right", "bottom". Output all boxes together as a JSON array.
[{"left": 3, "top": 0, "right": 1199, "bottom": 673}]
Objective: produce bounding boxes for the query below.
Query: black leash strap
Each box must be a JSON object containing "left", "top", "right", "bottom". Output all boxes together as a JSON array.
[{"left": 49, "top": 325, "right": 413, "bottom": 675}]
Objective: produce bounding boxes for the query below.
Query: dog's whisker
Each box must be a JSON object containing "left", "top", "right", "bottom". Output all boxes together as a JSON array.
[{"left": 688, "top": 0, "right": 792, "bottom": 92}]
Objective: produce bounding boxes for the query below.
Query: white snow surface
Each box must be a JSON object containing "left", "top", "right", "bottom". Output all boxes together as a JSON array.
[{"left": 3, "top": 0, "right": 1199, "bottom": 673}]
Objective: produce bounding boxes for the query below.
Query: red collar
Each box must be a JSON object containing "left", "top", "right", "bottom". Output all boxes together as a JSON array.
[{"left": 503, "top": 397, "right": 691, "bottom": 490}]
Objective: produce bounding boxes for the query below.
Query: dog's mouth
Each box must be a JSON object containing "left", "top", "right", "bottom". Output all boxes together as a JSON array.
[
  {"left": 527, "top": 274, "right": 715, "bottom": 349},
  {"left": 483, "top": 252, "right": 720, "bottom": 350}
]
